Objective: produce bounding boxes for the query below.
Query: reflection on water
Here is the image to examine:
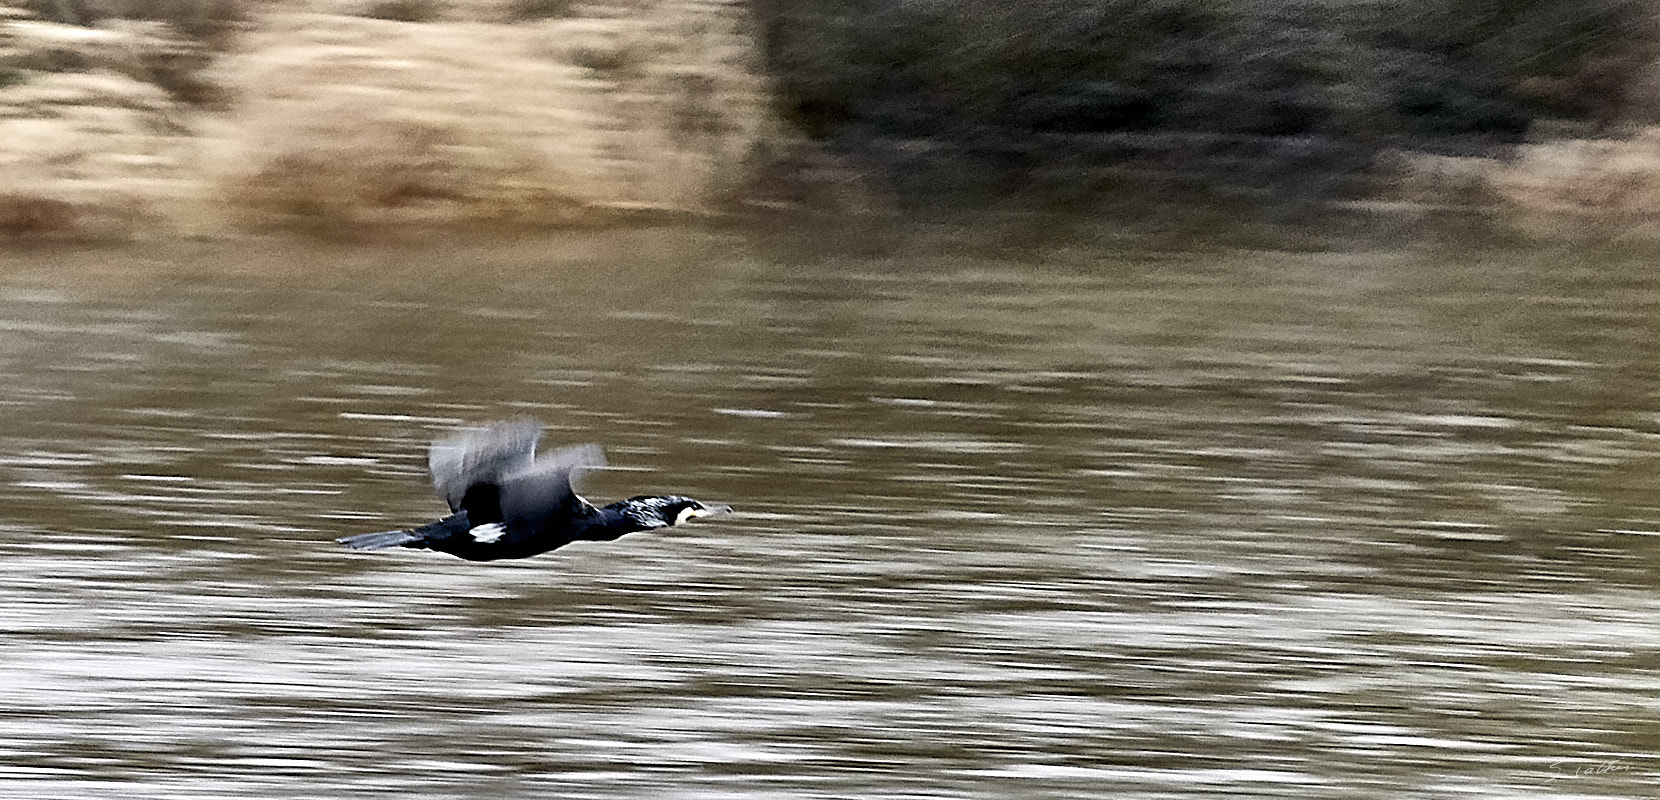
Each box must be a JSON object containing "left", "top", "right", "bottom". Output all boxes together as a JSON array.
[{"left": 0, "top": 229, "right": 1657, "bottom": 798}]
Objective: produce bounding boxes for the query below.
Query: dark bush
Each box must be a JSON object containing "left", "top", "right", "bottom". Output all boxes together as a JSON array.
[
  {"left": 20, "top": 0, "right": 245, "bottom": 44},
  {"left": 1369, "top": 0, "right": 1657, "bottom": 127},
  {"left": 361, "top": 0, "right": 440, "bottom": 22},
  {"left": 502, "top": 0, "right": 576, "bottom": 22},
  {"left": 1373, "top": 52, "right": 1531, "bottom": 140},
  {"left": 753, "top": 0, "right": 1660, "bottom": 207}
]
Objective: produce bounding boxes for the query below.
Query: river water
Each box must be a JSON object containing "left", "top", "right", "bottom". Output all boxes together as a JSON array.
[{"left": 0, "top": 227, "right": 1656, "bottom": 798}]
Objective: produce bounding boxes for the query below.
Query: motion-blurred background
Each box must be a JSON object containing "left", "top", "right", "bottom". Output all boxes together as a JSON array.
[
  {"left": 2, "top": 3, "right": 1659, "bottom": 799},
  {"left": 4, "top": 0, "right": 1660, "bottom": 239}
]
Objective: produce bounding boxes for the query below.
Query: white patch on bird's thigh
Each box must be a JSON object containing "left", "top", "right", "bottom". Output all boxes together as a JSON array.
[
  {"left": 673, "top": 507, "right": 707, "bottom": 526},
  {"left": 470, "top": 523, "right": 507, "bottom": 543}
]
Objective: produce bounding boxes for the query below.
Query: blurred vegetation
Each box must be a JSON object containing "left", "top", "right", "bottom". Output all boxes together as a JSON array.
[
  {"left": 8, "top": 0, "right": 238, "bottom": 104},
  {"left": 4, "top": 0, "right": 1660, "bottom": 239},
  {"left": 752, "top": 0, "right": 1659, "bottom": 211},
  {"left": 17, "top": 0, "right": 243, "bottom": 43}
]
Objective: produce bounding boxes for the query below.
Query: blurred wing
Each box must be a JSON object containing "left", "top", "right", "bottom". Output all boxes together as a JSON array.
[
  {"left": 498, "top": 444, "right": 606, "bottom": 534},
  {"left": 428, "top": 421, "right": 543, "bottom": 512}
]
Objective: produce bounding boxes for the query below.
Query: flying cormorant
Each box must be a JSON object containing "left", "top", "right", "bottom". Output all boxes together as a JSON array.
[{"left": 337, "top": 421, "right": 730, "bottom": 561}]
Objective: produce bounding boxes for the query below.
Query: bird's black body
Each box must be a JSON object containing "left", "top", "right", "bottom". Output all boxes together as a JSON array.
[{"left": 338, "top": 421, "right": 729, "bottom": 561}]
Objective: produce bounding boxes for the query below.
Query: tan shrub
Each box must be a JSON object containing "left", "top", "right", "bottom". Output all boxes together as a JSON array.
[
  {"left": 1488, "top": 131, "right": 1660, "bottom": 239},
  {"left": 206, "top": 5, "right": 776, "bottom": 233}
]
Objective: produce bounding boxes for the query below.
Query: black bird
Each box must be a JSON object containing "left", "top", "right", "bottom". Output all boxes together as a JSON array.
[{"left": 338, "top": 421, "right": 730, "bottom": 561}]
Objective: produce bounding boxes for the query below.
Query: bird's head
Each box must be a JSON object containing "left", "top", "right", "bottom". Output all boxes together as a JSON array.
[{"left": 619, "top": 495, "right": 733, "bottom": 529}]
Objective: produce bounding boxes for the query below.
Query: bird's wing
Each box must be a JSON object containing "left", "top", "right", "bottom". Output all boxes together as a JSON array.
[
  {"left": 428, "top": 421, "right": 543, "bottom": 512},
  {"left": 497, "top": 444, "right": 606, "bottom": 538}
]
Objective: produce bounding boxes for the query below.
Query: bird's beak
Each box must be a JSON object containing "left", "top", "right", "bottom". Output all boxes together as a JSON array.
[{"left": 675, "top": 504, "right": 734, "bottom": 526}]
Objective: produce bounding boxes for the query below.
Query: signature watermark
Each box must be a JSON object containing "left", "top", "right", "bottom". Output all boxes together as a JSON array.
[{"left": 1547, "top": 759, "right": 1633, "bottom": 783}]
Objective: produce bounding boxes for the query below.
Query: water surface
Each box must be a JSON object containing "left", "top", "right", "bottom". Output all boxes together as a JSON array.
[{"left": 1, "top": 228, "right": 1657, "bottom": 798}]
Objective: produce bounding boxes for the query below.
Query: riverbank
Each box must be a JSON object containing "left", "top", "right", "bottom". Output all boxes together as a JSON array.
[
  {"left": 1, "top": 0, "right": 784, "bottom": 241},
  {"left": 3, "top": 0, "right": 1659, "bottom": 242}
]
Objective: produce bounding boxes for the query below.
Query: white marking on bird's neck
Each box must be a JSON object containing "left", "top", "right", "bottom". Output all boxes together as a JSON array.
[
  {"left": 470, "top": 522, "right": 507, "bottom": 543},
  {"left": 673, "top": 507, "right": 706, "bottom": 526}
]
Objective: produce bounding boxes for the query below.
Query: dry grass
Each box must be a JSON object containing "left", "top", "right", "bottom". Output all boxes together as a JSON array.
[
  {"left": 1384, "top": 131, "right": 1660, "bottom": 240},
  {"left": 1, "top": 0, "right": 779, "bottom": 239},
  {"left": 1483, "top": 131, "right": 1660, "bottom": 239},
  {"left": 0, "top": 63, "right": 203, "bottom": 240},
  {"left": 204, "top": 3, "right": 776, "bottom": 233}
]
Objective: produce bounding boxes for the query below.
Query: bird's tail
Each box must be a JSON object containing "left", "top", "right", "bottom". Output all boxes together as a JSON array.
[
  {"left": 337, "top": 514, "right": 466, "bottom": 551},
  {"left": 337, "top": 528, "right": 426, "bottom": 550}
]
